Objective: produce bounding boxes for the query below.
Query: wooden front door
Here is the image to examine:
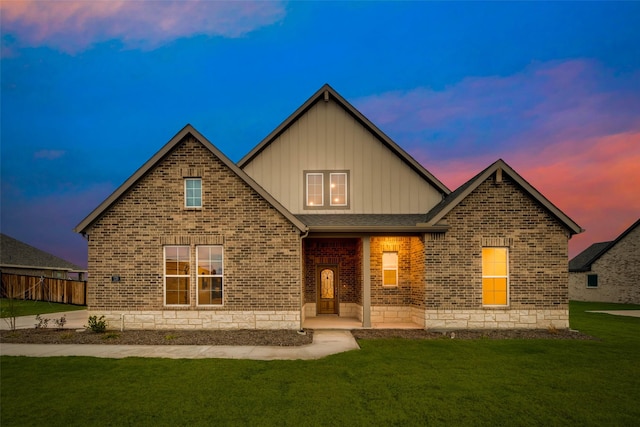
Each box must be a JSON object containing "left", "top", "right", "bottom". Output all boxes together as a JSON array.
[{"left": 317, "top": 266, "right": 338, "bottom": 315}]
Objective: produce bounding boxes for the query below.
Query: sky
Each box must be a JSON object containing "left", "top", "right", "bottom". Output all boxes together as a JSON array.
[{"left": 1, "top": 1, "right": 639, "bottom": 268}]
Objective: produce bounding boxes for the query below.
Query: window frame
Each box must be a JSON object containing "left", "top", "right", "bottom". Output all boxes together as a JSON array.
[
  {"left": 164, "top": 245, "right": 191, "bottom": 306},
  {"left": 196, "top": 245, "right": 224, "bottom": 306},
  {"left": 329, "top": 172, "right": 348, "bottom": 207},
  {"left": 587, "top": 274, "right": 598, "bottom": 288},
  {"left": 382, "top": 251, "right": 399, "bottom": 287},
  {"left": 482, "top": 247, "right": 509, "bottom": 306},
  {"left": 305, "top": 173, "right": 324, "bottom": 207},
  {"left": 184, "top": 178, "right": 202, "bottom": 208}
]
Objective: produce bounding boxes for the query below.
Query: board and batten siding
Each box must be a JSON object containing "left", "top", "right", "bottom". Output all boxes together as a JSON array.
[{"left": 242, "top": 99, "right": 443, "bottom": 214}]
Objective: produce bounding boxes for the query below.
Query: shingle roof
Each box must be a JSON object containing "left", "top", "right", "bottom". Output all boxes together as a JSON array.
[
  {"left": 0, "top": 234, "right": 84, "bottom": 271},
  {"left": 569, "top": 218, "right": 640, "bottom": 272},
  {"left": 568, "top": 242, "right": 612, "bottom": 272},
  {"left": 295, "top": 214, "right": 447, "bottom": 233}
]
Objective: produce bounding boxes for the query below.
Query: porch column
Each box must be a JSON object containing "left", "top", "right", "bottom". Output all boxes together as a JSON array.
[{"left": 362, "top": 236, "right": 371, "bottom": 328}]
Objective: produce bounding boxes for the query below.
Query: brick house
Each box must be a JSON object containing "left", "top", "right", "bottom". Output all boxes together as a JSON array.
[
  {"left": 569, "top": 219, "right": 640, "bottom": 304},
  {"left": 75, "top": 84, "right": 582, "bottom": 330}
]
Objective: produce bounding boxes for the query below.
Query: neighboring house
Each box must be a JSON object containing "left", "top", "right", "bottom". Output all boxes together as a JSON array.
[
  {"left": 0, "top": 233, "right": 86, "bottom": 279},
  {"left": 75, "top": 84, "right": 582, "bottom": 331},
  {"left": 569, "top": 219, "right": 640, "bottom": 304}
]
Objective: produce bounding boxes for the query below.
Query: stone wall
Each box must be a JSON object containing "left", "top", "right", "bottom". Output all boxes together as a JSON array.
[
  {"left": 85, "top": 136, "right": 302, "bottom": 329},
  {"left": 424, "top": 172, "right": 570, "bottom": 328},
  {"left": 569, "top": 223, "right": 640, "bottom": 304}
]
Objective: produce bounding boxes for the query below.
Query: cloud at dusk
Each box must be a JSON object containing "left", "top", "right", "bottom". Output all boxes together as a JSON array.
[
  {"left": 354, "top": 59, "right": 640, "bottom": 258},
  {"left": 1, "top": 0, "right": 286, "bottom": 54}
]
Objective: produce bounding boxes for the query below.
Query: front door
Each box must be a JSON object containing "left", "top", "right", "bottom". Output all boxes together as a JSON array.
[{"left": 317, "top": 266, "right": 338, "bottom": 315}]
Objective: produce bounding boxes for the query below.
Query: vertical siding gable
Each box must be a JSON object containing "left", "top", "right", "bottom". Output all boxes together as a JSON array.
[{"left": 242, "top": 99, "right": 443, "bottom": 214}]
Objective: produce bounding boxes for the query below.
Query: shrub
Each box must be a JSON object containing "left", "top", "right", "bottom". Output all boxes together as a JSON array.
[{"left": 86, "top": 315, "right": 107, "bottom": 333}]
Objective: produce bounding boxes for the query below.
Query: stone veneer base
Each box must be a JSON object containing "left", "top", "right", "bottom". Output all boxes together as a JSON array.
[
  {"left": 424, "top": 309, "right": 569, "bottom": 330},
  {"left": 93, "top": 310, "right": 300, "bottom": 331}
]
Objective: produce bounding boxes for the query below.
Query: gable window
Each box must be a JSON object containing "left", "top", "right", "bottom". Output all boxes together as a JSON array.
[
  {"left": 165, "top": 246, "right": 190, "bottom": 305},
  {"left": 304, "top": 170, "right": 350, "bottom": 209},
  {"left": 197, "top": 246, "right": 223, "bottom": 305},
  {"left": 306, "top": 173, "right": 324, "bottom": 206},
  {"left": 330, "top": 173, "right": 347, "bottom": 206},
  {"left": 587, "top": 274, "right": 598, "bottom": 288},
  {"left": 185, "top": 178, "right": 202, "bottom": 208},
  {"left": 482, "top": 247, "right": 508, "bottom": 306},
  {"left": 382, "top": 251, "right": 398, "bottom": 287}
]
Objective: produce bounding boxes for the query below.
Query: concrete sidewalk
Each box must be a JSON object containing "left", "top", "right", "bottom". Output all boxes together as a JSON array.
[{"left": 0, "top": 330, "right": 360, "bottom": 360}]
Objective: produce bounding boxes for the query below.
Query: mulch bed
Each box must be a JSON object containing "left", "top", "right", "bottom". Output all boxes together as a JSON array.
[{"left": 1, "top": 327, "right": 594, "bottom": 346}]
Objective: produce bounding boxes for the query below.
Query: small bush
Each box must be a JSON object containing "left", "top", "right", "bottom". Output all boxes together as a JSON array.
[
  {"left": 54, "top": 315, "right": 67, "bottom": 329},
  {"left": 35, "top": 314, "right": 50, "bottom": 329},
  {"left": 86, "top": 315, "right": 107, "bottom": 333}
]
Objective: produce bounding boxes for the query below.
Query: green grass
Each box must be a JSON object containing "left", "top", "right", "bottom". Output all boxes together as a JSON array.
[
  {"left": 0, "top": 298, "right": 86, "bottom": 318},
  {"left": 2, "top": 301, "right": 639, "bottom": 426}
]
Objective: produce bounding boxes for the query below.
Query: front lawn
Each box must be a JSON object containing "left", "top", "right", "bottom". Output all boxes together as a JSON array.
[
  {"left": 0, "top": 298, "right": 86, "bottom": 318},
  {"left": 1, "top": 301, "right": 639, "bottom": 426}
]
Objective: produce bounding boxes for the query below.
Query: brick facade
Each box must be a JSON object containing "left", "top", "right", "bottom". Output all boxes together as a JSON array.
[
  {"left": 85, "top": 136, "right": 302, "bottom": 329},
  {"left": 423, "top": 173, "right": 570, "bottom": 329},
  {"left": 569, "top": 223, "right": 640, "bottom": 304}
]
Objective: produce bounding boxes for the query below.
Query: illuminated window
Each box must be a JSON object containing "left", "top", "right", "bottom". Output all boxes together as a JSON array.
[
  {"left": 306, "top": 173, "right": 324, "bottom": 206},
  {"left": 330, "top": 173, "right": 347, "bottom": 206},
  {"left": 482, "top": 247, "right": 508, "bottom": 305},
  {"left": 197, "top": 246, "right": 223, "bottom": 305},
  {"left": 165, "top": 246, "right": 190, "bottom": 305},
  {"left": 382, "top": 251, "right": 398, "bottom": 287},
  {"left": 185, "top": 178, "right": 202, "bottom": 208}
]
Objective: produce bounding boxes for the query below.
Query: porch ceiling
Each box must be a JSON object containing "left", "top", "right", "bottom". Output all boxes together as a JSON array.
[{"left": 296, "top": 214, "right": 448, "bottom": 233}]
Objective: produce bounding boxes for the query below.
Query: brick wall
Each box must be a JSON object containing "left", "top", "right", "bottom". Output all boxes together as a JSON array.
[
  {"left": 569, "top": 224, "right": 640, "bottom": 304},
  {"left": 85, "top": 136, "right": 302, "bottom": 328},
  {"left": 423, "top": 173, "right": 570, "bottom": 328}
]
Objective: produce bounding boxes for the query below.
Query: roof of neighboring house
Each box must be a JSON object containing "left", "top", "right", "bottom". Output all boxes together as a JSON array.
[
  {"left": 74, "top": 124, "right": 307, "bottom": 234},
  {"left": 423, "top": 159, "right": 583, "bottom": 236},
  {"left": 569, "top": 218, "right": 640, "bottom": 272},
  {"left": 296, "top": 214, "right": 448, "bottom": 233},
  {"left": 238, "top": 84, "right": 451, "bottom": 196},
  {"left": 0, "top": 234, "right": 85, "bottom": 272}
]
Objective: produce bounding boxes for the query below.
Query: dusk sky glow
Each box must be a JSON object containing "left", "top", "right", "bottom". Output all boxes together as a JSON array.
[{"left": 1, "top": 1, "right": 639, "bottom": 268}]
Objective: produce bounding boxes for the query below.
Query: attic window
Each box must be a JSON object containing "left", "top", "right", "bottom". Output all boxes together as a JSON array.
[
  {"left": 185, "top": 178, "right": 202, "bottom": 208},
  {"left": 304, "top": 171, "right": 350, "bottom": 210}
]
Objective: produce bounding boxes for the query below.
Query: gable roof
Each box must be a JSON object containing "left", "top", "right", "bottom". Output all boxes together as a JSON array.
[
  {"left": 74, "top": 124, "right": 307, "bottom": 234},
  {"left": 237, "top": 84, "right": 451, "bottom": 196},
  {"left": 424, "top": 159, "right": 583, "bottom": 236},
  {"left": 0, "top": 233, "right": 85, "bottom": 272},
  {"left": 569, "top": 218, "right": 640, "bottom": 272}
]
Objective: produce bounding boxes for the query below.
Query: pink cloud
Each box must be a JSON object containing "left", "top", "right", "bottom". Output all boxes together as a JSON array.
[{"left": 0, "top": 1, "right": 286, "bottom": 54}]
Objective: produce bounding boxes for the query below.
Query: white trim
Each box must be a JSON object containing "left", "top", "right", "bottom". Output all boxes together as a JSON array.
[
  {"left": 306, "top": 173, "right": 324, "bottom": 206},
  {"left": 164, "top": 245, "right": 191, "bottom": 306},
  {"left": 382, "top": 251, "right": 399, "bottom": 287},
  {"left": 184, "top": 178, "right": 202, "bottom": 208},
  {"left": 329, "top": 172, "right": 348, "bottom": 206},
  {"left": 196, "top": 245, "right": 224, "bottom": 306}
]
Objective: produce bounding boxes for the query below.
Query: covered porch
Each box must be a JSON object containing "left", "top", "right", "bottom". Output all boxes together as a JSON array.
[{"left": 302, "top": 314, "right": 423, "bottom": 330}]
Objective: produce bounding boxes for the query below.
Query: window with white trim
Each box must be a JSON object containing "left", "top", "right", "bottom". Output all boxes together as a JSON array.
[
  {"left": 306, "top": 173, "right": 324, "bottom": 207},
  {"left": 482, "top": 247, "right": 508, "bottom": 306},
  {"left": 330, "top": 173, "right": 347, "bottom": 206},
  {"left": 382, "top": 251, "right": 398, "bottom": 287},
  {"left": 197, "top": 246, "right": 223, "bottom": 305},
  {"left": 185, "top": 178, "right": 202, "bottom": 208},
  {"left": 164, "top": 246, "right": 190, "bottom": 305}
]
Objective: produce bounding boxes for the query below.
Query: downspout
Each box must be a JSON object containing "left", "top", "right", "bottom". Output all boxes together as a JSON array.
[{"left": 299, "top": 228, "right": 309, "bottom": 332}]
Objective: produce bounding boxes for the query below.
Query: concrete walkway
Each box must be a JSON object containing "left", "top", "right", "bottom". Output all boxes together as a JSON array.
[{"left": 587, "top": 310, "right": 640, "bottom": 318}]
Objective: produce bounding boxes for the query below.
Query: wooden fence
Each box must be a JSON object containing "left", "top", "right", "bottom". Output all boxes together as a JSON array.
[{"left": 0, "top": 273, "right": 87, "bottom": 306}]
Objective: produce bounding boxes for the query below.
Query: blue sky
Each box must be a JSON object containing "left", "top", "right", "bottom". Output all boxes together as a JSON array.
[{"left": 2, "top": 1, "right": 639, "bottom": 267}]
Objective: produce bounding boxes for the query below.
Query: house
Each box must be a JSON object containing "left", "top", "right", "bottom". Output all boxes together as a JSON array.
[
  {"left": 75, "top": 84, "right": 582, "bottom": 331},
  {"left": 569, "top": 219, "right": 640, "bottom": 304},
  {"left": 0, "top": 233, "right": 86, "bottom": 280}
]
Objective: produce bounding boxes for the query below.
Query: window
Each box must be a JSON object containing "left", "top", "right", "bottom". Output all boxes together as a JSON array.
[
  {"left": 330, "top": 173, "right": 347, "bottom": 206},
  {"left": 382, "top": 251, "right": 398, "bottom": 287},
  {"left": 306, "top": 173, "right": 324, "bottom": 206},
  {"left": 185, "top": 178, "right": 202, "bottom": 208},
  {"left": 304, "top": 171, "right": 349, "bottom": 209},
  {"left": 587, "top": 274, "right": 598, "bottom": 288},
  {"left": 165, "top": 246, "right": 190, "bottom": 305},
  {"left": 482, "top": 247, "right": 508, "bottom": 305},
  {"left": 197, "top": 246, "right": 223, "bottom": 305}
]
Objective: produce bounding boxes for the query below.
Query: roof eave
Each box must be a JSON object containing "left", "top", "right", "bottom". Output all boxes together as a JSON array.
[{"left": 307, "top": 225, "right": 449, "bottom": 233}]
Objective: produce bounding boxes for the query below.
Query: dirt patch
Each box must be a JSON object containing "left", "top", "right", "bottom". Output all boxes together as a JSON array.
[
  {"left": 352, "top": 328, "right": 596, "bottom": 341},
  {"left": 0, "top": 329, "right": 314, "bottom": 346},
  {"left": 1, "top": 327, "right": 595, "bottom": 346}
]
